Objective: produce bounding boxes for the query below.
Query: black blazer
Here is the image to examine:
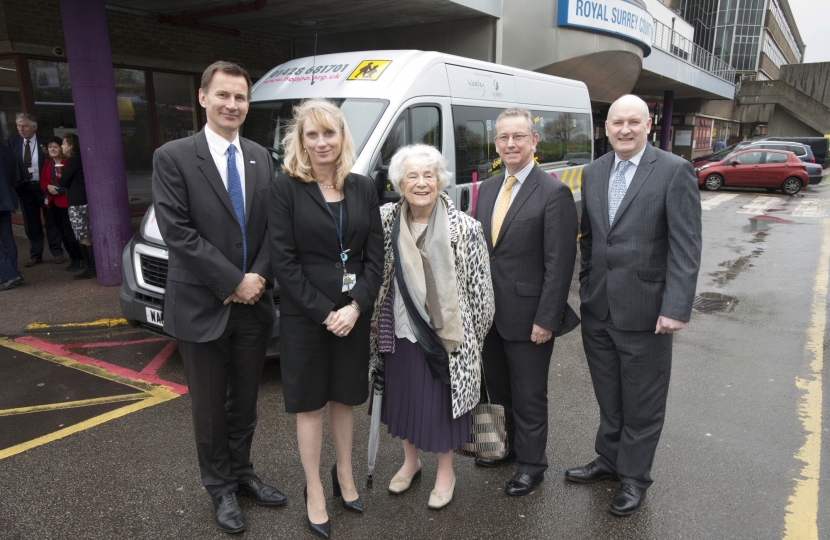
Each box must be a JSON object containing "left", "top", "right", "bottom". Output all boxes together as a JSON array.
[
  {"left": 268, "top": 172, "right": 384, "bottom": 324},
  {"left": 57, "top": 154, "right": 87, "bottom": 206},
  {"left": 475, "top": 165, "right": 578, "bottom": 341},
  {"left": 8, "top": 133, "right": 48, "bottom": 184},
  {"left": 152, "top": 129, "right": 276, "bottom": 343}
]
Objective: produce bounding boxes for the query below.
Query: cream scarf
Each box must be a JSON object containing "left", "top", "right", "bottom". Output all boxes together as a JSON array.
[{"left": 396, "top": 197, "right": 464, "bottom": 353}]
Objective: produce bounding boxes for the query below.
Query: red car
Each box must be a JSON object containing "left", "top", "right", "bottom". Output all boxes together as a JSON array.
[{"left": 695, "top": 148, "right": 809, "bottom": 195}]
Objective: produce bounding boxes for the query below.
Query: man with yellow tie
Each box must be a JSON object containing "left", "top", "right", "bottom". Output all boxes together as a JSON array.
[{"left": 473, "top": 107, "right": 579, "bottom": 496}]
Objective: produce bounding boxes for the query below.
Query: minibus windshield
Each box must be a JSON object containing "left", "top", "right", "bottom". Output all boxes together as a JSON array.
[{"left": 244, "top": 98, "right": 388, "bottom": 161}]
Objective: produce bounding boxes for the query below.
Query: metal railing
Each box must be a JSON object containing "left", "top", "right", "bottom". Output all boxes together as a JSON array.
[{"left": 651, "top": 19, "right": 736, "bottom": 84}]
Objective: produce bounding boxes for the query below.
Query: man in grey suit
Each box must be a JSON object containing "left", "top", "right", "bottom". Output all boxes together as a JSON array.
[
  {"left": 567, "top": 95, "right": 701, "bottom": 515},
  {"left": 152, "top": 61, "right": 285, "bottom": 534},
  {"left": 474, "top": 108, "right": 578, "bottom": 496}
]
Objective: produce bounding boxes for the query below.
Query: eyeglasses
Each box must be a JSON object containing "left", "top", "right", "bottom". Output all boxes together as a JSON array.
[{"left": 495, "top": 133, "right": 530, "bottom": 144}]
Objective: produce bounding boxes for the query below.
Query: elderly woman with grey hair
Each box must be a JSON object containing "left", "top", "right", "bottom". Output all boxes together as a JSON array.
[{"left": 369, "top": 144, "right": 494, "bottom": 510}]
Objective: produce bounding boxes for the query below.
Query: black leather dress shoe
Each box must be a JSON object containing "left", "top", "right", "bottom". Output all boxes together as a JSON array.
[
  {"left": 565, "top": 461, "right": 618, "bottom": 484},
  {"left": 504, "top": 472, "right": 544, "bottom": 496},
  {"left": 237, "top": 477, "right": 287, "bottom": 506},
  {"left": 213, "top": 491, "right": 246, "bottom": 534},
  {"left": 609, "top": 483, "right": 647, "bottom": 516},
  {"left": 474, "top": 453, "right": 516, "bottom": 468}
]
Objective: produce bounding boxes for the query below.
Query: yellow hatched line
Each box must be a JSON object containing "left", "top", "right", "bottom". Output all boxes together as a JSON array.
[
  {"left": 0, "top": 338, "right": 180, "bottom": 461},
  {"left": 783, "top": 218, "right": 829, "bottom": 540},
  {"left": 0, "top": 393, "right": 148, "bottom": 417},
  {"left": 576, "top": 167, "right": 583, "bottom": 192},
  {"left": 26, "top": 318, "right": 128, "bottom": 331},
  {"left": 0, "top": 338, "right": 173, "bottom": 395}
]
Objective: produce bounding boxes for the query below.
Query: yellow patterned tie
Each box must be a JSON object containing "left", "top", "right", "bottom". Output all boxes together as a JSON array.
[{"left": 492, "top": 175, "right": 518, "bottom": 245}]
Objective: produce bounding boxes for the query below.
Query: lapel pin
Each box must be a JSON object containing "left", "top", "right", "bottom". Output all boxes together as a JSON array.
[{"left": 250, "top": 160, "right": 256, "bottom": 164}]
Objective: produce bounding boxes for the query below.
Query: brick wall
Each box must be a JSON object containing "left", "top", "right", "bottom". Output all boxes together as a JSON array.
[{"left": 1, "top": 0, "right": 291, "bottom": 76}]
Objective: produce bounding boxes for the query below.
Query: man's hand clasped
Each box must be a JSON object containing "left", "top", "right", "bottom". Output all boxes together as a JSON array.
[
  {"left": 224, "top": 273, "right": 266, "bottom": 305},
  {"left": 655, "top": 316, "right": 686, "bottom": 335},
  {"left": 325, "top": 302, "right": 360, "bottom": 338},
  {"left": 531, "top": 324, "right": 553, "bottom": 345}
]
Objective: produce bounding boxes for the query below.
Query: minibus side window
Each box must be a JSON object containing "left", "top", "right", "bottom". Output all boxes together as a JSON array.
[
  {"left": 452, "top": 105, "right": 504, "bottom": 185},
  {"left": 532, "top": 110, "right": 593, "bottom": 166},
  {"left": 379, "top": 106, "right": 442, "bottom": 165}
]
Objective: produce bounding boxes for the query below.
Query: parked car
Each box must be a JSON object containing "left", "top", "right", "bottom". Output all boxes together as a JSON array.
[
  {"left": 694, "top": 140, "right": 815, "bottom": 168},
  {"left": 759, "top": 136, "right": 830, "bottom": 168},
  {"left": 694, "top": 148, "right": 808, "bottom": 195},
  {"left": 806, "top": 162, "right": 824, "bottom": 185}
]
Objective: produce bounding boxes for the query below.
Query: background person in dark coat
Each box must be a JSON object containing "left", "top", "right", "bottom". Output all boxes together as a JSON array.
[
  {"left": 56, "top": 134, "right": 95, "bottom": 280},
  {"left": 568, "top": 95, "right": 702, "bottom": 516},
  {"left": 474, "top": 107, "right": 579, "bottom": 496},
  {"left": 8, "top": 113, "right": 64, "bottom": 266},
  {"left": 0, "top": 141, "right": 21, "bottom": 291},
  {"left": 153, "top": 61, "right": 285, "bottom": 534}
]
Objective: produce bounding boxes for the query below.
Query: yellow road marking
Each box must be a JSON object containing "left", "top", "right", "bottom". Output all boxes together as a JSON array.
[
  {"left": 0, "top": 338, "right": 179, "bottom": 460},
  {"left": 26, "top": 318, "right": 128, "bottom": 331},
  {"left": 783, "top": 218, "right": 829, "bottom": 539},
  {"left": 0, "top": 393, "right": 148, "bottom": 417}
]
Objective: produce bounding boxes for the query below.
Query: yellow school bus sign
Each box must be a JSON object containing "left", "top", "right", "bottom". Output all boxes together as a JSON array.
[{"left": 348, "top": 60, "right": 391, "bottom": 81}]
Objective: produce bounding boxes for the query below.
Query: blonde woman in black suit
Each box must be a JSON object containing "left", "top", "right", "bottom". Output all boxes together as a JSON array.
[{"left": 268, "top": 99, "right": 384, "bottom": 539}]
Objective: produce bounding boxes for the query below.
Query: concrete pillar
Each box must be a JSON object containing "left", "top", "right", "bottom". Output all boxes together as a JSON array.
[
  {"left": 660, "top": 90, "right": 674, "bottom": 152},
  {"left": 59, "top": 0, "right": 131, "bottom": 286}
]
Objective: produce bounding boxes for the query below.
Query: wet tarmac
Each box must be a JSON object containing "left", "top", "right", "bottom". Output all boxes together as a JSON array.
[{"left": 1, "top": 184, "right": 830, "bottom": 539}]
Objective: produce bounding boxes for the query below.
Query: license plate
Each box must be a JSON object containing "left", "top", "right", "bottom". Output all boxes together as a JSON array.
[{"left": 145, "top": 307, "right": 164, "bottom": 327}]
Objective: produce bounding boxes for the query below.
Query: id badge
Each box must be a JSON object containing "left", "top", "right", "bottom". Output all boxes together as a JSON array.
[
  {"left": 342, "top": 273, "right": 357, "bottom": 292},
  {"left": 28, "top": 166, "right": 37, "bottom": 174}
]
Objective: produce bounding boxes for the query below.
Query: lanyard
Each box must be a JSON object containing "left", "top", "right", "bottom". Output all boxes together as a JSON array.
[{"left": 318, "top": 185, "right": 348, "bottom": 266}]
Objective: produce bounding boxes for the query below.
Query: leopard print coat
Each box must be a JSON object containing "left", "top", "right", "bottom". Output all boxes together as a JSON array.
[{"left": 369, "top": 193, "right": 495, "bottom": 419}]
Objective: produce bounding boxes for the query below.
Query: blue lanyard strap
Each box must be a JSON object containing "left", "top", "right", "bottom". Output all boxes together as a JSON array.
[{"left": 318, "top": 185, "right": 348, "bottom": 264}]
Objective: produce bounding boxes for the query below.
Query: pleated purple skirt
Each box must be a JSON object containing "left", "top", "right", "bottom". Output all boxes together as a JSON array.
[{"left": 381, "top": 338, "right": 470, "bottom": 454}]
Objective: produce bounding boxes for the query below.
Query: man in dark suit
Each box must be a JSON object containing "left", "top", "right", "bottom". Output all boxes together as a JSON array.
[
  {"left": 152, "top": 61, "right": 285, "bottom": 534},
  {"left": 474, "top": 107, "right": 578, "bottom": 496},
  {"left": 0, "top": 140, "right": 22, "bottom": 291},
  {"left": 567, "top": 95, "right": 701, "bottom": 516},
  {"left": 8, "top": 113, "right": 64, "bottom": 266}
]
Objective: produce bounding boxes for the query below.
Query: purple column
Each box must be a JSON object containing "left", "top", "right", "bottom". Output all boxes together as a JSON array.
[
  {"left": 660, "top": 90, "right": 674, "bottom": 152},
  {"left": 59, "top": 0, "right": 131, "bottom": 286}
]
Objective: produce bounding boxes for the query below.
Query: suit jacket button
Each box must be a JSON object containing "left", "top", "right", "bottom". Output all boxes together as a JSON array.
[
  {"left": 236, "top": 242, "right": 242, "bottom": 248},
  {"left": 335, "top": 262, "right": 342, "bottom": 268},
  {"left": 608, "top": 266, "right": 612, "bottom": 271},
  {"left": 490, "top": 255, "right": 496, "bottom": 261},
  {"left": 607, "top": 242, "right": 612, "bottom": 247}
]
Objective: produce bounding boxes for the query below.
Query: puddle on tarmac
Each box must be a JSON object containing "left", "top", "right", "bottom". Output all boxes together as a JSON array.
[{"left": 709, "top": 248, "right": 764, "bottom": 286}]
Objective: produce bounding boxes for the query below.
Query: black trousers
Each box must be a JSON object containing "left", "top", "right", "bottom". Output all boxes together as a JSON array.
[
  {"left": 19, "top": 183, "right": 62, "bottom": 259},
  {"left": 580, "top": 308, "right": 673, "bottom": 489},
  {"left": 482, "top": 326, "right": 555, "bottom": 476},
  {"left": 177, "top": 303, "right": 271, "bottom": 498},
  {"left": 48, "top": 205, "right": 82, "bottom": 261}
]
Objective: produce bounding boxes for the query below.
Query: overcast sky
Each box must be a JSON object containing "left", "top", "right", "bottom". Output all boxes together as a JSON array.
[{"left": 788, "top": 0, "right": 830, "bottom": 63}]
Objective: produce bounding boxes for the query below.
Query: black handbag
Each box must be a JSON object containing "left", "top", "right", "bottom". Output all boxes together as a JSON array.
[{"left": 454, "top": 373, "right": 508, "bottom": 460}]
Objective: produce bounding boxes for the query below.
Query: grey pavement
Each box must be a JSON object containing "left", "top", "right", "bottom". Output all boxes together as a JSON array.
[{"left": 1, "top": 184, "right": 830, "bottom": 539}]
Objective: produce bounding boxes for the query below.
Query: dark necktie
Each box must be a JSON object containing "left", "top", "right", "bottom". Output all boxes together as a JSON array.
[
  {"left": 23, "top": 139, "right": 32, "bottom": 169},
  {"left": 226, "top": 144, "right": 247, "bottom": 273}
]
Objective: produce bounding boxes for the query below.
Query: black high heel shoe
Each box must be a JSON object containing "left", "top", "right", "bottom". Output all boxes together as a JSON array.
[
  {"left": 331, "top": 464, "right": 365, "bottom": 514},
  {"left": 304, "top": 486, "right": 331, "bottom": 539}
]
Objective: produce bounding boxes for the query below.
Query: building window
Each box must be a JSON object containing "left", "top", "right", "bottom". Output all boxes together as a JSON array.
[
  {"left": 693, "top": 117, "right": 713, "bottom": 150},
  {"left": 153, "top": 72, "right": 199, "bottom": 144},
  {"left": 763, "top": 32, "right": 788, "bottom": 69},
  {"left": 769, "top": 0, "right": 802, "bottom": 63},
  {"left": 115, "top": 68, "right": 154, "bottom": 210},
  {"left": 0, "top": 58, "right": 22, "bottom": 139},
  {"left": 28, "top": 59, "right": 76, "bottom": 136}
]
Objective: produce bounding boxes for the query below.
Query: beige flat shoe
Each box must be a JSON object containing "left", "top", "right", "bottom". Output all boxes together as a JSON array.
[
  {"left": 427, "top": 475, "right": 456, "bottom": 510},
  {"left": 388, "top": 460, "right": 423, "bottom": 494}
]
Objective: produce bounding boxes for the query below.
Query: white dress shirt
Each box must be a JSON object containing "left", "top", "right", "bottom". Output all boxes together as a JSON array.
[
  {"left": 608, "top": 145, "right": 647, "bottom": 198},
  {"left": 204, "top": 125, "right": 246, "bottom": 211},
  {"left": 491, "top": 159, "right": 535, "bottom": 228}
]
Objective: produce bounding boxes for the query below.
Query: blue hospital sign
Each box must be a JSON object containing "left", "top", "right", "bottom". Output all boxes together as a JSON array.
[{"left": 558, "top": 0, "right": 654, "bottom": 57}]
